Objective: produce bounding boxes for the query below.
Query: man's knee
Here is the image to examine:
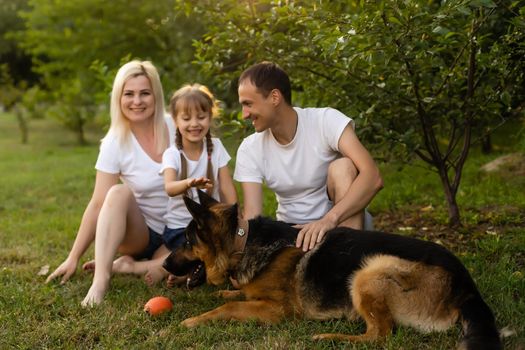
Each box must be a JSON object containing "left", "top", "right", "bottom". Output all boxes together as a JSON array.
[
  {"left": 328, "top": 157, "right": 358, "bottom": 180},
  {"left": 327, "top": 158, "right": 358, "bottom": 200}
]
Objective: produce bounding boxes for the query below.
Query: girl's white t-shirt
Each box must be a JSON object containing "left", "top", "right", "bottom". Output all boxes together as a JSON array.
[
  {"left": 95, "top": 117, "right": 175, "bottom": 234},
  {"left": 160, "top": 138, "right": 231, "bottom": 229},
  {"left": 234, "top": 107, "right": 352, "bottom": 224}
]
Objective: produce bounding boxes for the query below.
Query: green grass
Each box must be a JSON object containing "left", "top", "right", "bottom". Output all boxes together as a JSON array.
[{"left": 1, "top": 113, "right": 524, "bottom": 349}]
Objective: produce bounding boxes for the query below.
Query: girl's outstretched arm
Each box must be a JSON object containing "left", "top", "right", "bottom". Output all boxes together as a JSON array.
[{"left": 164, "top": 168, "right": 212, "bottom": 197}]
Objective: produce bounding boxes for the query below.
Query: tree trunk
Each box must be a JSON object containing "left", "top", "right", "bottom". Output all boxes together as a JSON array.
[
  {"left": 76, "top": 125, "right": 86, "bottom": 145},
  {"left": 437, "top": 165, "right": 462, "bottom": 227},
  {"left": 14, "top": 106, "right": 29, "bottom": 144},
  {"left": 444, "top": 192, "right": 461, "bottom": 227},
  {"left": 481, "top": 133, "right": 492, "bottom": 154}
]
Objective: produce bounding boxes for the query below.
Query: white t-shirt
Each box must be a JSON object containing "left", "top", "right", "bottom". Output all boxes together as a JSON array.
[
  {"left": 234, "top": 107, "right": 352, "bottom": 224},
  {"left": 95, "top": 117, "right": 175, "bottom": 234},
  {"left": 160, "top": 138, "right": 231, "bottom": 229}
]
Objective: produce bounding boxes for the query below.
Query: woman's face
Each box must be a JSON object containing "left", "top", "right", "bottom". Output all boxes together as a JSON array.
[{"left": 120, "top": 75, "right": 155, "bottom": 123}]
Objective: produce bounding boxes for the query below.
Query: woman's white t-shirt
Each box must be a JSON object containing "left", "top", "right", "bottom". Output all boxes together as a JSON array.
[
  {"left": 160, "top": 138, "right": 231, "bottom": 229},
  {"left": 234, "top": 107, "right": 352, "bottom": 224},
  {"left": 95, "top": 117, "right": 175, "bottom": 234}
]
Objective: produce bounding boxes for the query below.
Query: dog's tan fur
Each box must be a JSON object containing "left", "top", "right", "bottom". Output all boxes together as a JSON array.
[{"left": 163, "top": 192, "right": 501, "bottom": 349}]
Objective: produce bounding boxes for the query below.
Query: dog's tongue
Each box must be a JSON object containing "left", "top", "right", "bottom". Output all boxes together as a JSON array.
[{"left": 186, "top": 262, "right": 206, "bottom": 289}]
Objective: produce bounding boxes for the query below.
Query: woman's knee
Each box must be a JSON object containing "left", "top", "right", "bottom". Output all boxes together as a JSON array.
[{"left": 103, "top": 184, "right": 133, "bottom": 208}]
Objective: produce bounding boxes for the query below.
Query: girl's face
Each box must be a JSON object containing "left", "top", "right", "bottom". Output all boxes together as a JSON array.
[
  {"left": 175, "top": 104, "right": 211, "bottom": 146},
  {"left": 120, "top": 75, "right": 155, "bottom": 123}
]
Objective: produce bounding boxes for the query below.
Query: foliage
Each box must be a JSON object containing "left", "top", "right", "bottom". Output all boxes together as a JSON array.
[
  {"left": 178, "top": 0, "right": 525, "bottom": 226},
  {"left": 15, "top": 0, "right": 206, "bottom": 142},
  {"left": 0, "top": 0, "right": 35, "bottom": 84},
  {"left": 0, "top": 0, "right": 39, "bottom": 143}
]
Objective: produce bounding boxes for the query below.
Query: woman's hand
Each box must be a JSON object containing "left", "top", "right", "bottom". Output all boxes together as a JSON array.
[{"left": 45, "top": 256, "right": 78, "bottom": 284}]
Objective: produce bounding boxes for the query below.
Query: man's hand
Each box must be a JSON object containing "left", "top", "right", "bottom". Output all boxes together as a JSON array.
[
  {"left": 294, "top": 215, "right": 338, "bottom": 252},
  {"left": 45, "top": 257, "right": 78, "bottom": 284}
]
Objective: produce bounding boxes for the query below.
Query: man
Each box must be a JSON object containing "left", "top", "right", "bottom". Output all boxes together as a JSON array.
[{"left": 234, "top": 62, "right": 383, "bottom": 251}]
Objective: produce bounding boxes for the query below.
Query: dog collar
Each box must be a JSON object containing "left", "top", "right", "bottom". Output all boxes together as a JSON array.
[{"left": 234, "top": 218, "right": 249, "bottom": 253}]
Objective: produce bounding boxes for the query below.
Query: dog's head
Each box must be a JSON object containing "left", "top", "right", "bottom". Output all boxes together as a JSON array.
[{"left": 162, "top": 190, "right": 239, "bottom": 285}]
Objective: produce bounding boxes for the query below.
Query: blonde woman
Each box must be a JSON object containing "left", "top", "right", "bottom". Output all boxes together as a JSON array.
[{"left": 46, "top": 61, "right": 175, "bottom": 306}]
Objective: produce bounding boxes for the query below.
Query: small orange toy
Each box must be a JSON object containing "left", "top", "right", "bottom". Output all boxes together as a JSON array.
[{"left": 144, "top": 296, "right": 173, "bottom": 316}]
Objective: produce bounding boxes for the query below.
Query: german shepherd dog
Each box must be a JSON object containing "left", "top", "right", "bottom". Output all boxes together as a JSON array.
[{"left": 163, "top": 191, "right": 501, "bottom": 349}]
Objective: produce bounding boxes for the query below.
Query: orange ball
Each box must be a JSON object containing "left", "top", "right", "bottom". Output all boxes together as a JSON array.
[{"left": 144, "top": 296, "right": 173, "bottom": 316}]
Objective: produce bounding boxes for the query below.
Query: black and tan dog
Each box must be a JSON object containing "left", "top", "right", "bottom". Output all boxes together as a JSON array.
[{"left": 163, "top": 191, "right": 501, "bottom": 350}]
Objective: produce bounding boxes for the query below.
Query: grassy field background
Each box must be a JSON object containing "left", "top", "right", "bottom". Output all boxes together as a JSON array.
[{"left": 0, "top": 112, "right": 524, "bottom": 349}]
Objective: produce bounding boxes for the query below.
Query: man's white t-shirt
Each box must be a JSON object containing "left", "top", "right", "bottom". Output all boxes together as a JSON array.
[
  {"left": 95, "top": 117, "right": 175, "bottom": 234},
  {"left": 234, "top": 107, "right": 352, "bottom": 224},
  {"left": 160, "top": 138, "right": 231, "bottom": 229}
]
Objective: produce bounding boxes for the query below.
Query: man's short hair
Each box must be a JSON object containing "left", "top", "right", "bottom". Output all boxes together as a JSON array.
[{"left": 239, "top": 62, "right": 292, "bottom": 105}]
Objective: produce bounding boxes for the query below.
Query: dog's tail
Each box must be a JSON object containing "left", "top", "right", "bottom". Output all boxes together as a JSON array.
[{"left": 458, "top": 293, "right": 501, "bottom": 350}]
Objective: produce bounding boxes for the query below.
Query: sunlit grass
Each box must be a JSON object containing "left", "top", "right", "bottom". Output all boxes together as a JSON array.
[{"left": 1, "top": 113, "right": 523, "bottom": 348}]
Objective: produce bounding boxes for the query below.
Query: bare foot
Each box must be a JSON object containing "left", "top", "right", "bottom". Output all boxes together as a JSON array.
[
  {"left": 112, "top": 255, "right": 136, "bottom": 274},
  {"left": 82, "top": 260, "right": 95, "bottom": 272},
  {"left": 82, "top": 256, "right": 137, "bottom": 274},
  {"left": 144, "top": 266, "right": 168, "bottom": 286},
  {"left": 81, "top": 279, "right": 109, "bottom": 307},
  {"left": 167, "top": 274, "right": 187, "bottom": 288}
]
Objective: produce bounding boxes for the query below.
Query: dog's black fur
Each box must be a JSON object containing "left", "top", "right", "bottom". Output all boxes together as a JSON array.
[{"left": 163, "top": 191, "right": 501, "bottom": 349}]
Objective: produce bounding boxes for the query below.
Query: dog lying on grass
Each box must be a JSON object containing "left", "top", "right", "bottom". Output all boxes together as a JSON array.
[{"left": 163, "top": 190, "right": 501, "bottom": 350}]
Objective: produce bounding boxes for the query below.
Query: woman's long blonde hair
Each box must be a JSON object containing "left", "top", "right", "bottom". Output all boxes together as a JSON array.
[{"left": 105, "top": 60, "right": 168, "bottom": 154}]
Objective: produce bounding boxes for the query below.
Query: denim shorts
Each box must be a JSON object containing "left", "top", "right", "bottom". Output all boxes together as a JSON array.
[
  {"left": 132, "top": 227, "right": 164, "bottom": 261},
  {"left": 162, "top": 226, "right": 187, "bottom": 251}
]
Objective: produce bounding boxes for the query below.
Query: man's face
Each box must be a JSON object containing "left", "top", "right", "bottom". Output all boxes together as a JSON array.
[{"left": 238, "top": 80, "right": 276, "bottom": 133}]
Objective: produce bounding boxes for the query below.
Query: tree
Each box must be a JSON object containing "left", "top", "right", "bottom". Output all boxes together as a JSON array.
[
  {"left": 178, "top": 0, "right": 524, "bottom": 226},
  {"left": 0, "top": 0, "right": 39, "bottom": 143},
  {"left": 16, "top": 0, "right": 205, "bottom": 143}
]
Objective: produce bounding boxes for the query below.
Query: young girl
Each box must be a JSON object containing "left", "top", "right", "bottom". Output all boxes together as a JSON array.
[{"left": 146, "top": 83, "right": 237, "bottom": 285}]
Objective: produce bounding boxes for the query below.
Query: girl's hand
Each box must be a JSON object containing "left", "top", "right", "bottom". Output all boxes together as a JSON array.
[
  {"left": 187, "top": 177, "right": 212, "bottom": 190},
  {"left": 45, "top": 256, "right": 78, "bottom": 284}
]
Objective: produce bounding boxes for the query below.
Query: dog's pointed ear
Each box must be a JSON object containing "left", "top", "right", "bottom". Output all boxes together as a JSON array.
[
  {"left": 227, "top": 203, "right": 239, "bottom": 233},
  {"left": 227, "top": 203, "right": 238, "bottom": 218},
  {"left": 183, "top": 195, "right": 209, "bottom": 228},
  {"left": 197, "top": 189, "right": 219, "bottom": 208}
]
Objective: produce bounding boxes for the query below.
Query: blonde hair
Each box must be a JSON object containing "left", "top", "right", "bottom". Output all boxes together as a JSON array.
[
  {"left": 105, "top": 60, "right": 168, "bottom": 154},
  {"left": 169, "top": 84, "right": 221, "bottom": 195}
]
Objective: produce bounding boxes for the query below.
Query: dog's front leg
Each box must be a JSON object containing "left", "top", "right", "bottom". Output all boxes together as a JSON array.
[
  {"left": 215, "top": 289, "right": 243, "bottom": 299},
  {"left": 181, "top": 300, "right": 284, "bottom": 328}
]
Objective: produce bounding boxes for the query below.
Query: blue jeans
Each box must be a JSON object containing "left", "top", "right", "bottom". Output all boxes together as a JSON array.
[
  {"left": 132, "top": 226, "right": 164, "bottom": 260},
  {"left": 162, "top": 226, "right": 186, "bottom": 251}
]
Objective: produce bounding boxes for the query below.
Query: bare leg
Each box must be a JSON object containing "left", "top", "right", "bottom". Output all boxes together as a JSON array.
[
  {"left": 89, "top": 246, "right": 170, "bottom": 285},
  {"left": 82, "top": 255, "right": 136, "bottom": 274},
  {"left": 81, "top": 185, "right": 149, "bottom": 307},
  {"left": 167, "top": 274, "right": 187, "bottom": 288},
  {"left": 144, "top": 245, "right": 170, "bottom": 286},
  {"left": 326, "top": 158, "right": 365, "bottom": 229}
]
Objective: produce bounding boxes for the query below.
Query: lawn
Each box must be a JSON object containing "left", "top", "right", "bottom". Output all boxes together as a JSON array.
[{"left": 0, "top": 113, "right": 524, "bottom": 349}]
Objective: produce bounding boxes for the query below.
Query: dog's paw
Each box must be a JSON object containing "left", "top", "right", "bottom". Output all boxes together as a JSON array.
[{"left": 181, "top": 317, "right": 201, "bottom": 328}]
